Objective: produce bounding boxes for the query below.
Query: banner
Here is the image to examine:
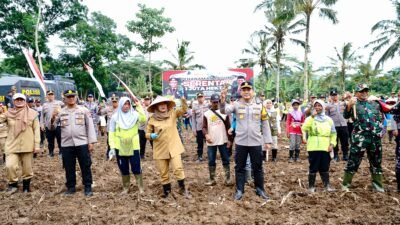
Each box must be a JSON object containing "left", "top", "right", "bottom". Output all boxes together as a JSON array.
[
  {"left": 162, "top": 69, "right": 254, "bottom": 99},
  {"left": 83, "top": 63, "right": 106, "bottom": 98},
  {"left": 22, "top": 48, "right": 47, "bottom": 94}
]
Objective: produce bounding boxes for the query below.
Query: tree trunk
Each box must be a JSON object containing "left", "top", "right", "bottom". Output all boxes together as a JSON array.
[
  {"left": 276, "top": 44, "right": 281, "bottom": 102},
  {"left": 35, "top": 2, "right": 44, "bottom": 80},
  {"left": 303, "top": 14, "right": 311, "bottom": 101},
  {"left": 148, "top": 52, "right": 152, "bottom": 98}
]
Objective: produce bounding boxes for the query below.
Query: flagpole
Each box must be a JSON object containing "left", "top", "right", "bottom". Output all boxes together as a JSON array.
[{"left": 35, "top": 1, "right": 45, "bottom": 84}]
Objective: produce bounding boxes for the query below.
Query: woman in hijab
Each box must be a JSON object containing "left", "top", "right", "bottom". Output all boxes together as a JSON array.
[
  {"left": 302, "top": 100, "right": 337, "bottom": 192},
  {"left": 5, "top": 93, "right": 40, "bottom": 193},
  {"left": 109, "top": 97, "right": 146, "bottom": 194},
  {"left": 145, "top": 96, "right": 189, "bottom": 198}
]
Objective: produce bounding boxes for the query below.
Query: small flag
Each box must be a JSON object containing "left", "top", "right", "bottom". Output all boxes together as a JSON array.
[
  {"left": 111, "top": 73, "right": 139, "bottom": 103},
  {"left": 22, "top": 48, "right": 47, "bottom": 94},
  {"left": 83, "top": 63, "right": 106, "bottom": 98}
]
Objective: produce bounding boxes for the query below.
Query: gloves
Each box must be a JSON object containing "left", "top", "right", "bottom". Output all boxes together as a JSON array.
[
  {"left": 108, "top": 148, "right": 116, "bottom": 161},
  {"left": 150, "top": 133, "right": 159, "bottom": 140}
]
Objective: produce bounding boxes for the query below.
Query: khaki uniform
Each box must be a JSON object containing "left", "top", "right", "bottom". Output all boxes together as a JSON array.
[
  {"left": 0, "top": 113, "right": 8, "bottom": 158},
  {"left": 5, "top": 110, "right": 40, "bottom": 183},
  {"left": 41, "top": 100, "right": 64, "bottom": 129},
  {"left": 146, "top": 101, "right": 187, "bottom": 184}
]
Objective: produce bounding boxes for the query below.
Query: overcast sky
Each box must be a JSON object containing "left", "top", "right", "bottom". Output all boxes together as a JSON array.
[{"left": 50, "top": 0, "right": 398, "bottom": 74}]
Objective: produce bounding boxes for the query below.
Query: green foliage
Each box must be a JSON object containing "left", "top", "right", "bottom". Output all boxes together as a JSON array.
[{"left": 163, "top": 40, "right": 205, "bottom": 70}]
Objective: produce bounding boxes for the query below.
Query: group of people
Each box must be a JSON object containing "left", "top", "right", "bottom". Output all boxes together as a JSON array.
[{"left": 0, "top": 81, "right": 399, "bottom": 201}]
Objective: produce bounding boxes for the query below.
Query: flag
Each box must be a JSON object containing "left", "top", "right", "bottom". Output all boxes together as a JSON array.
[
  {"left": 22, "top": 48, "right": 47, "bottom": 94},
  {"left": 111, "top": 73, "right": 139, "bottom": 103},
  {"left": 83, "top": 63, "right": 106, "bottom": 98}
]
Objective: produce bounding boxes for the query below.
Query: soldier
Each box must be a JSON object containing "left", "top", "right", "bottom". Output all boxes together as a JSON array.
[
  {"left": 4, "top": 93, "right": 40, "bottom": 193},
  {"left": 34, "top": 99, "right": 45, "bottom": 150},
  {"left": 326, "top": 88, "right": 349, "bottom": 161},
  {"left": 41, "top": 90, "right": 64, "bottom": 158},
  {"left": 342, "top": 83, "right": 395, "bottom": 192},
  {"left": 51, "top": 90, "right": 97, "bottom": 197},
  {"left": 139, "top": 96, "right": 152, "bottom": 159},
  {"left": 265, "top": 99, "right": 281, "bottom": 162},
  {"left": 99, "top": 95, "right": 119, "bottom": 159},
  {"left": 220, "top": 81, "right": 272, "bottom": 200},
  {"left": 191, "top": 92, "right": 209, "bottom": 162},
  {"left": 0, "top": 104, "right": 7, "bottom": 164}
]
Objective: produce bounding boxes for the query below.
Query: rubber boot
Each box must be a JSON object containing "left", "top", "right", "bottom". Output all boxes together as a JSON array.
[
  {"left": 6, "top": 182, "right": 18, "bottom": 194},
  {"left": 205, "top": 166, "right": 217, "bottom": 186},
  {"left": 255, "top": 187, "right": 269, "bottom": 200},
  {"left": 294, "top": 149, "right": 300, "bottom": 162},
  {"left": 22, "top": 179, "right": 31, "bottom": 193},
  {"left": 134, "top": 174, "right": 144, "bottom": 194},
  {"left": 308, "top": 173, "right": 316, "bottom": 193},
  {"left": 371, "top": 173, "right": 385, "bottom": 193},
  {"left": 320, "top": 172, "right": 334, "bottom": 192},
  {"left": 342, "top": 172, "right": 354, "bottom": 191},
  {"left": 223, "top": 165, "right": 233, "bottom": 186},
  {"left": 289, "top": 150, "right": 294, "bottom": 162},
  {"left": 262, "top": 150, "right": 267, "bottom": 162},
  {"left": 178, "top": 179, "right": 191, "bottom": 199},
  {"left": 162, "top": 183, "right": 171, "bottom": 198},
  {"left": 396, "top": 172, "right": 400, "bottom": 193},
  {"left": 121, "top": 175, "right": 130, "bottom": 194},
  {"left": 272, "top": 149, "right": 277, "bottom": 162},
  {"left": 234, "top": 189, "right": 243, "bottom": 200}
]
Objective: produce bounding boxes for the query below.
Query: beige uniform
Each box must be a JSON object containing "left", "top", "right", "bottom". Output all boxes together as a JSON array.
[
  {"left": 41, "top": 100, "right": 64, "bottom": 129},
  {"left": 5, "top": 109, "right": 40, "bottom": 183},
  {"left": 53, "top": 105, "right": 97, "bottom": 147},
  {"left": 0, "top": 113, "right": 7, "bottom": 158}
]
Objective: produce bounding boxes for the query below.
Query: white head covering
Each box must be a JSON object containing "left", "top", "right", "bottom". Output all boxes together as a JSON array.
[
  {"left": 313, "top": 99, "right": 326, "bottom": 122},
  {"left": 112, "top": 97, "right": 138, "bottom": 130}
]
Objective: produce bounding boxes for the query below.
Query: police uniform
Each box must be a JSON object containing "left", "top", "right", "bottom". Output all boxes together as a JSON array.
[
  {"left": 191, "top": 92, "right": 209, "bottom": 161},
  {"left": 52, "top": 90, "right": 97, "bottom": 196},
  {"left": 84, "top": 95, "right": 99, "bottom": 136},
  {"left": 41, "top": 90, "right": 64, "bottom": 157},
  {"left": 139, "top": 96, "right": 152, "bottom": 159},
  {"left": 220, "top": 82, "right": 272, "bottom": 200},
  {"left": 342, "top": 84, "right": 394, "bottom": 192},
  {"left": 99, "top": 96, "right": 119, "bottom": 159}
]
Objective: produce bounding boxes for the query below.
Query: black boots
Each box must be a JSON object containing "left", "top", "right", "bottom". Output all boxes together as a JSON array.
[
  {"left": 84, "top": 186, "right": 93, "bottom": 197},
  {"left": 320, "top": 172, "right": 334, "bottom": 192},
  {"left": 289, "top": 150, "right": 294, "bottom": 162},
  {"left": 272, "top": 149, "right": 278, "bottom": 162},
  {"left": 294, "top": 149, "right": 300, "bottom": 162},
  {"left": 64, "top": 187, "right": 76, "bottom": 196},
  {"left": 162, "top": 183, "right": 171, "bottom": 198},
  {"left": 255, "top": 187, "right": 269, "bottom": 200},
  {"left": 6, "top": 182, "right": 18, "bottom": 194},
  {"left": 22, "top": 179, "right": 31, "bottom": 193},
  {"left": 262, "top": 151, "right": 267, "bottom": 161},
  {"left": 234, "top": 190, "right": 243, "bottom": 200},
  {"left": 308, "top": 173, "right": 316, "bottom": 192},
  {"left": 178, "top": 179, "right": 191, "bottom": 198}
]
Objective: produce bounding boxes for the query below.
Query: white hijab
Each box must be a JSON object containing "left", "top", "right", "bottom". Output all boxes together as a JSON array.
[
  {"left": 313, "top": 100, "right": 327, "bottom": 122},
  {"left": 112, "top": 97, "right": 138, "bottom": 130}
]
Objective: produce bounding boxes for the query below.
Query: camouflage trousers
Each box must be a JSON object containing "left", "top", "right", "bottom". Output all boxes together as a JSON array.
[{"left": 345, "top": 134, "right": 382, "bottom": 174}]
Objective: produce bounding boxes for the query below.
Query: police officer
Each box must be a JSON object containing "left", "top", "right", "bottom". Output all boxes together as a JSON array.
[
  {"left": 51, "top": 90, "right": 97, "bottom": 197},
  {"left": 85, "top": 93, "right": 99, "bottom": 136},
  {"left": 342, "top": 84, "right": 394, "bottom": 192},
  {"left": 139, "top": 96, "right": 152, "bottom": 159},
  {"left": 191, "top": 92, "right": 209, "bottom": 161},
  {"left": 220, "top": 81, "right": 272, "bottom": 200},
  {"left": 41, "top": 90, "right": 64, "bottom": 157},
  {"left": 99, "top": 95, "right": 119, "bottom": 159}
]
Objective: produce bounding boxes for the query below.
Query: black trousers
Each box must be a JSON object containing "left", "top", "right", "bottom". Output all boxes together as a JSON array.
[
  {"left": 62, "top": 145, "right": 93, "bottom": 189},
  {"left": 45, "top": 127, "right": 61, "bottom": 156},
  {"left": 334, "top": 126, "right": 349, "bottom": 158},
  {"left": 196, "top": 130, "right": 205, "bottom": 158},
  {"left": 235, "top": 145, "right": 264, "bottom": 192},
  {"left": 308, "top": 151, "right": 330, "bottom": 173},
  {"left": 347, "top": 122, "right": 354, "bottom": 142},
  {"left": 139, "top": 130, "right": 153, "bottom": 159}
]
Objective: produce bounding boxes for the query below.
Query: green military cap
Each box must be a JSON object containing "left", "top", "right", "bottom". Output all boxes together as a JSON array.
[
  {"left": 64, "top": 89, "right": 77, "bottom": 97},
  {"left": 356, "top": 83, "right": 369, "bottom": 92},
  {"left": 240, "top": 81, "right": 253, "bottom": 89}
]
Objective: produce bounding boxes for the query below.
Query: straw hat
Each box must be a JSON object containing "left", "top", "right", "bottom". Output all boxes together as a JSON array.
[{"left": 147, "top": 96, "right": 176, "bottom": 113}]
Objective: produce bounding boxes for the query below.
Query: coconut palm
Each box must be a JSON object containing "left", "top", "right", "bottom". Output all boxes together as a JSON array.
[
  {"left": 367, "top": 0, "right": 400, "bottom": 69},
  {"left": 324, "top": 43, "right": 360, "bottom": 93},
  {"left": 163, "top": 40, "right": 205, "bottom": 70},
  {"left": 256, "top": 0, "right": 338, "bottom": 100}
]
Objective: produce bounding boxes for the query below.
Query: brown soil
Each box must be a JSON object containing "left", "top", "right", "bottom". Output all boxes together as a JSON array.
[{"left": 0, "top": 126, "right": 400, "bottom": 224}]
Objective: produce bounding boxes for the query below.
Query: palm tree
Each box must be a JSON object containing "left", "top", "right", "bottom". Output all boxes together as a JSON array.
[
  {"left": 324, "top": 43, "right": 360, "bottom": 93},
  {"left": 367, "top": 0, "right": 400, "bottom": 69},
  {"left": 163, "top": 40, "right": 205, "bottom": 70},
  {"left": 353, "top": 58, "right": 380, "bottom": 85},
  {"left": 256, "top": 10, "right": 305, "bottom": 101},
  {"left": 256, "top": 0, "right": 338, "bottom": 100}
]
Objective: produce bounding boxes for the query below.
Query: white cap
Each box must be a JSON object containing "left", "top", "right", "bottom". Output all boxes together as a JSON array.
[{"left": 12, "top": 93, "right": 26, "bottom": 101}]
